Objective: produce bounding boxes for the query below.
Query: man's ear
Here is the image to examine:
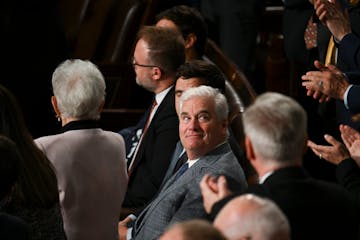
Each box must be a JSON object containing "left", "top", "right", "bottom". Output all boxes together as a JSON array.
[
  {"left": 185, "top": 33, "right": 197, "bottom": 49},
  {"left": 152, "top": 67, "right": 162, "bottom": 80},
  {"left": 51, "top": 96, "right": 61, "bottom": 117},
  {"left": 245, "top": 136, "right": 255, "bottom": 163},
  {"left": 98, "top": 99, "right": 105, "bottom": 113}
]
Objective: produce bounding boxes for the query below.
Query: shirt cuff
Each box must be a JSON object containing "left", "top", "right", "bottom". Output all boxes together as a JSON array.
[
  {"left": 128, "top": 214, "right": 137, "bottom": 221},
  {"left": 343, "top": 84, "right": 353, "bottom": 109},
  {"left": 127, "top": 227, "right": 133, "bottom": 240}
]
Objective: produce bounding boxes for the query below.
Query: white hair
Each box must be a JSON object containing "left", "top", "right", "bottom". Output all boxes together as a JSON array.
[
  {"left": 52, "top": 59, "right": 105, "bottom": 119},
  {"left": 179, "top": 85, "right": 228, "bottom": 120},
  {"left": 243, "top": 92, "right": 307, "bottom": 164}
]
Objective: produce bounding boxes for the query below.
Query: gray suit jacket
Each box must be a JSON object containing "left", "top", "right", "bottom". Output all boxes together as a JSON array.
[
  {"left": 132, "top": 142, "right": 247, "bottom": 240},
  {"left": 35, "top": 128, "right": 128, "bottom": 240}
]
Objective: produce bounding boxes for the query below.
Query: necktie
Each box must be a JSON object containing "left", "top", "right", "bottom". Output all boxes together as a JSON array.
[
  {"left": 304, "top": 16, "right": 317, "bottom": 50},
  {"left": 174, "top": 162, "right": 189, "bottom": 180},
  {"left": 128, "top": 99, "right": 158, "bottom": 176},
  {"left": 142, "top": 99, "right": 158, "bottom": 137},
  {"left": 173, "top": 152, "right": 188, "bottom": 174},
  {"left": 325, "top": 37, "right": 337, "bottom": 66}
]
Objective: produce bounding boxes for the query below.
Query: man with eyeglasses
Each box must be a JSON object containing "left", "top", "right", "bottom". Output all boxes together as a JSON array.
[{"left": 119, "top": 26, "right": 185, "bottom": 216}]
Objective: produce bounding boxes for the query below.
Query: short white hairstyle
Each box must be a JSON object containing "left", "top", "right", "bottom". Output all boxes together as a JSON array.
[
  {"left": 214, "top": 194, "right": 290, "bottom": 240},
  {"left": 243, "top": 92, "right": 307, "bottom": 164},
  {"left": 179, "top": 85, "right": 228, "bottom": 121},
  {"left": 52, "top": 59, "right": 105, "bottom": 119}
]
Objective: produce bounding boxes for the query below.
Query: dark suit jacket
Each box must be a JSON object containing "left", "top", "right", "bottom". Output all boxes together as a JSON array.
[
  {"left": 283, "top": 0, "right": 314, "bottom": 63},
  {"left": 211, "top": 166, "right": 359, "bottom": 240},
  {"left": 336, "top": 158, "right": 360, "bottom": 202},
  {"left": 0, "top": 213, "right": 28, "bottom": 240},
  {"left": 339, "top": 32, "right": 360, "bottom": 70},
  {"left": 132, "top": 143, "right": 247, "bottom": 240},
  {"left": 123, "top": 87, "right": 180, "bottom": 209}
]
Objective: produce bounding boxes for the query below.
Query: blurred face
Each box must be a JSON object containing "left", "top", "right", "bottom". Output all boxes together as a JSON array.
[
  {"left": 175, "top": 77, "right": 205, "bottom": 115},
  {"left": 133, "top": 38, "right": 156, "bottom": 91},
  {"left": 179, "top": 96, "right": 227, "bottom": 159},
  {"left": 156, "top": 19, "right": 180, "bottom": 33}
]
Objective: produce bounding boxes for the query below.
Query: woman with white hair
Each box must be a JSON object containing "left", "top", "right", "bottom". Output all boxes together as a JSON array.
[{"left": 35, "top": 59, "right": 128, "bottom": 240}]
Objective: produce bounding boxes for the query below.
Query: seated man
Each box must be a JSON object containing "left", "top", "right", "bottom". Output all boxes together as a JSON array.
[
  {"left": 119, "top": 26, "right": 185, "bottom": 213},
  {"left": 200, "top": 92, "right": 359, "bottom": 240},
  {"left": 161, "top": 59, "right": 254, "bottom": 185},
  {"left": 119, "top": 86, "right": 247, "bottom": 240}
]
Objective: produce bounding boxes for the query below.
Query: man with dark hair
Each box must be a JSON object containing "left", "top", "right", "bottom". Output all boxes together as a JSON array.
[
  {"left": 120, "top": 26, "right": 185, "bottom": 212},
  {"left": 156, "top": 5, "right": 207, "bottom": 60}
]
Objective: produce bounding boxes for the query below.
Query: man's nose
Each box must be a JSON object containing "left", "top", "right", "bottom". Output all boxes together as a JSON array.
[{"left": 188, "top": 117, "right": 200, "bottom": 129}]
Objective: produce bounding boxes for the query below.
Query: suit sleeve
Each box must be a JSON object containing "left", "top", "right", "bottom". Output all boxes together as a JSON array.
[
  {"left": 338, "top": 33, "right": 360, "bottom": 70},
  {"left": 345, "top": 71, "right": 360, "bottom": 85},
  {"left": 346, "top": 85, "right": 360, "bottom": 113}
]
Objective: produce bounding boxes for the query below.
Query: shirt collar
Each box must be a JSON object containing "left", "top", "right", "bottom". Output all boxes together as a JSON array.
[
  {"left": 155, "top": 85, "right": 172, "bottom": 106},
  {"left": 259, "top": 171, "right": 274, "bottom": 184}
]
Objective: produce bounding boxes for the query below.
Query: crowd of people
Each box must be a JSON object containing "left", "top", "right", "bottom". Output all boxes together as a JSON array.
[{"left": 0, "top": 1, "right": 360, "bottom": 240}]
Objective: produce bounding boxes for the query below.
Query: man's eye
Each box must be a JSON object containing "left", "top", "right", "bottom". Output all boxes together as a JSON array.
[
  {"left": 198, "top": 114, "right": 210, "bottom": 121},
  {"left": 181, "top": 115, "right": 190, "bottom": 121}
]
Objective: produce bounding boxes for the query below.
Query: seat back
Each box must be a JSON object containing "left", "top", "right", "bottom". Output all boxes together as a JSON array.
[{"left": 59, "top": 0, "right": 159, "bottom": 63}]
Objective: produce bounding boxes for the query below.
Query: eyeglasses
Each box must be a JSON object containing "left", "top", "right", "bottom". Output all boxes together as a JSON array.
[{"left": 132, "top": 58, "right": 159, "bottom": 68}]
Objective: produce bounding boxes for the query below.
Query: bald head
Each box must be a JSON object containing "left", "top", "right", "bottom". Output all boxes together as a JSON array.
[{"left": 214, "top": 194, "right": 290, "bottom": 240}]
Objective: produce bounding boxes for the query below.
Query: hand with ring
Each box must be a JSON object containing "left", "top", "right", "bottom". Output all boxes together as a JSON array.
[
  {"left": 301, "top": 60, "right": 349, "bottom": 102},
  {"left": 307, "top": 134, "right": 350, "bottom": 165},
  {"left": 318, "top": 80, "right": 324, "bottom": 89}
]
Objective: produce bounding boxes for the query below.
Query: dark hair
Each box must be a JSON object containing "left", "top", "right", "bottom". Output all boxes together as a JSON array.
[
  {"left": 156, "top": 5, "right": 207, "bottom": 56},
  {"left": 137, "top": 26, "right": 185, "bottom": 77},
  {"left": 175, "top": 60, "right": 225, "bottom": 93},
  {"left": 0, "top": 135, "right": 20, "bottom": 200},
  {"left": 0, "top": 84, "right": 58, "bottom": 208}
]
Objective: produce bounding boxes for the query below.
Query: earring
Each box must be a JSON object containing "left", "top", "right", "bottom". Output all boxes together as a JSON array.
[{"left": 55, "top": 115, "right": 61, "bottom": 122}]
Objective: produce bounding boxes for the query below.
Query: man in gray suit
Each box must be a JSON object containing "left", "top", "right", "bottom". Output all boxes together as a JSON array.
[{"left": 119, "top": 86, "right": 247, "bottom": 239}]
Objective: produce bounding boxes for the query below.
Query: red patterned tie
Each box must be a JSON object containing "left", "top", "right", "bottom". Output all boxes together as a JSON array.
[{"left": 304, "top": 16, "right": 317, "bottom": 50}]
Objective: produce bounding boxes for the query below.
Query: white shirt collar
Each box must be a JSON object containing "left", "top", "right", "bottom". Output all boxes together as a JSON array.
[
  {"left": 187, "top": 158, "right": 199, "bottom": 168},
  {"left": 259, "top": 171, "right": 273, "bottom": 184},
  {"left": 155, "top": 85, "right": 172, "bottom": 106}
]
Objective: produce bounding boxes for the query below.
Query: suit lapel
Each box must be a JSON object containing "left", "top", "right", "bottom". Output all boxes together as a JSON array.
[
  {"left": 131, "top": 87, "right": 175, "bottom": 171},
  {"left": 135, "top": 143, "right": 232, "bottom": 233},
  {"left": 136, "top": 143, "right": 231, "bottom": 231},
  {"left": 160, "top": 141, "right": 184, "bottom": 188},
  {"left": 135, "top": 164, "right": 201, "bottom": 233}
]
